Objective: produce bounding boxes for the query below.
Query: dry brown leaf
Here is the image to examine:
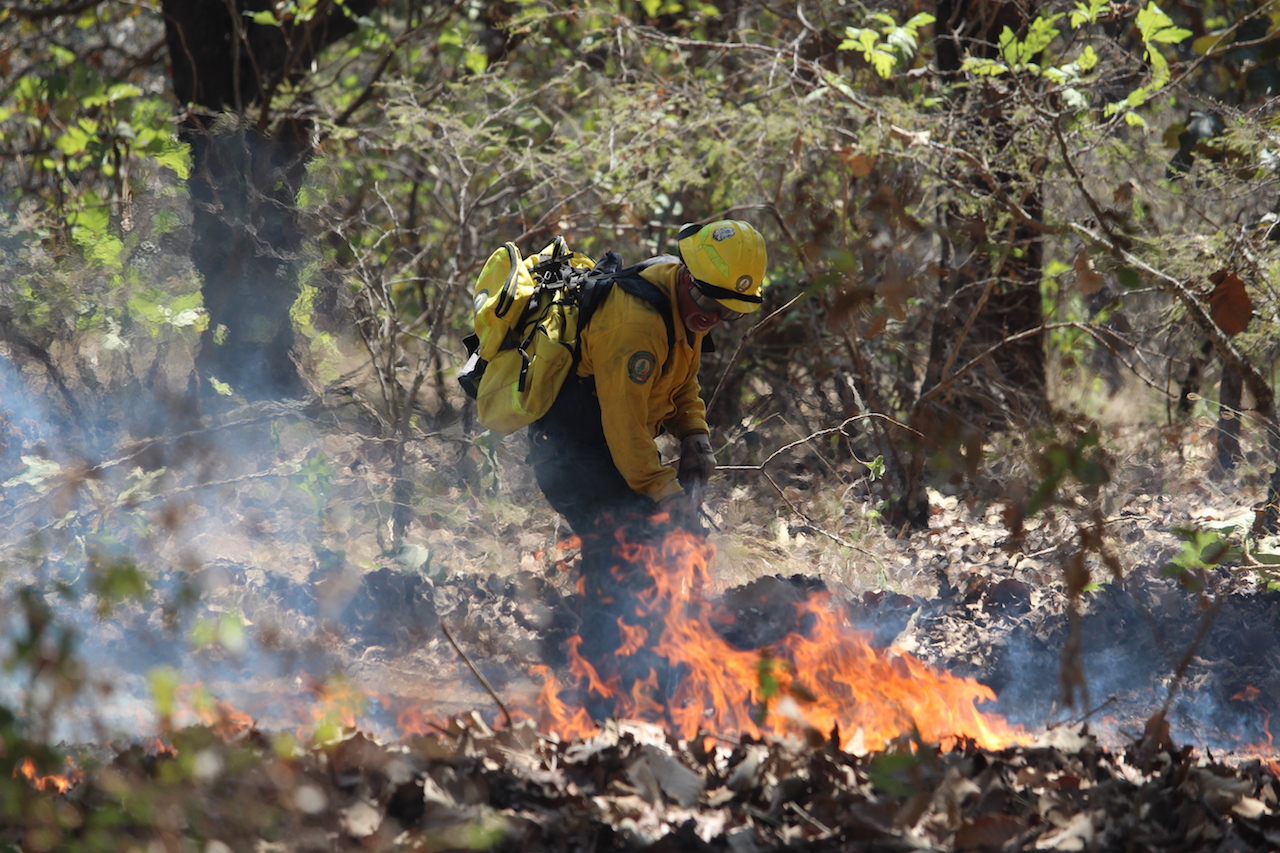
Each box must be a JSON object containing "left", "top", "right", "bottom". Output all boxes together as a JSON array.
[
  {"left": 954, "top": 813, "right": 1024, "bottom": 850},
  {"left": 1073, "top": 250, "right": 1105, "bottom": 296},
  {"left": 1207, "top": 270, "right": 1253, "bottom": 336}
]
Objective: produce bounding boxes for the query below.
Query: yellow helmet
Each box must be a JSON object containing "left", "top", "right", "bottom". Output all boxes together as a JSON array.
[{"left": 677, "top": 220, "right": 767, "bottom": 315}]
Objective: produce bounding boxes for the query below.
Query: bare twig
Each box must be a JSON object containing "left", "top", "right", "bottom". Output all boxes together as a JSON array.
[
  {"left": 441, "top": 621, "right": 514, "bottom": 729},
  {"left": 1051, "top": 695, "right": 1118, "bottom": 730},
  {"left": 719, "top": 413, "right": 920, "bottom": 476},
  {"left": 1142, "top": 591, "right": 1229, "bottom": 753}
]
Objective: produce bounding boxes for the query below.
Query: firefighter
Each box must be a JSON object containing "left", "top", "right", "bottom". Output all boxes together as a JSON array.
[{"left": 526, "top": 219, "right": 768, "bottom": 540}]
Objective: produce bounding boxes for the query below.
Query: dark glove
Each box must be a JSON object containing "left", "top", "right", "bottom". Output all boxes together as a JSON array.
[{"left": 677, "top": 433, "right": 716, "bottom": 492}]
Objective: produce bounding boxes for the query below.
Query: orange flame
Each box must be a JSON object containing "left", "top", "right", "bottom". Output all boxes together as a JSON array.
[
  {"left": 174, "top": 684, "right": 255, "bottom": 740},
  {"left": 298, "top": 673, "right": 366, "bottom": 739},
  {"left": 522, "top": 526, "right": 1026, "bottom": 751},
  {"left": 395, "top": 699, "right": 450, "bottom": 738},
  {"left": 141, "top": 736, "right": 177, "bottom": 757},
  {"left": 1232, "top": 685, "right": 1280, "bottom": 777},
  {"left": 14, "top": 756, "right": 82, "bottom": 794},
  {"left": 616, "top": 618, "right": 648, "bottom": 657}
]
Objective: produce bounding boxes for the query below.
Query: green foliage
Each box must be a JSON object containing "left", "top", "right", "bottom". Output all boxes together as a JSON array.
[
  {"left": 1104, "top": 2, "right": 1193, "bottom": 121},
  {"left": 840, "top": 12, "right": 936, "bottom": 78},
  {"left": 1028, "top": 432, "right": 1111, "bottom": 515},
  {"left": 1162, "top": 527, "right": 1239, "bottom": 586},
  {"left": 1070, "top": 0, "right": 1113, "bottom": 29}
]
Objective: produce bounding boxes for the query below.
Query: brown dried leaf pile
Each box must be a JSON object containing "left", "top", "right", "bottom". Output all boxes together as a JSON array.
[{"left": 41, "top": 714, "right": 1280, "bottom": 852}]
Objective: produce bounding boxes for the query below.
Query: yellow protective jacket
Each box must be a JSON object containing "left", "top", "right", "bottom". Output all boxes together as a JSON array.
[{"left": 575, "top": 260, "right": 708, "bottom": 501}]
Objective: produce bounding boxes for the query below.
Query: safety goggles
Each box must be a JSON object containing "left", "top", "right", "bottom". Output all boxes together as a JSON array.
[{"left": 688, "top": 278, "right": 750, "bottom": 322}]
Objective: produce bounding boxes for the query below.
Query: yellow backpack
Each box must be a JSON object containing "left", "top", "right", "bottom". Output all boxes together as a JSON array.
[{"left": 458, "top": 237, "right": 674, "bottom": 435}]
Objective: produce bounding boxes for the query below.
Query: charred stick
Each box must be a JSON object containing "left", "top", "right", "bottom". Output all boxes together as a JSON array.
[
  {"left": 1055, "top": 695, "right": 1118, "bottom": 729},
  {"left": 440, "top": 621, "right": 514, "bottom": 729}
]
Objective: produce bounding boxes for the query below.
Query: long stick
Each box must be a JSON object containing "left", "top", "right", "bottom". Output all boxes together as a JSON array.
[{"left": 441, "top": 621, "right": 514, "bottom": 729}]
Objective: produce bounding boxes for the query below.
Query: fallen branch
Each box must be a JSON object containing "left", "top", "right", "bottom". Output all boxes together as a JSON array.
[{"left": 441, "top": 620, "right": 514, "bottom": 729}]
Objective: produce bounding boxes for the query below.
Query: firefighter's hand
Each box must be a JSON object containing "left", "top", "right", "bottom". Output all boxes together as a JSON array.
[{"left": 678, "top": 433, "right": 715, "bottom": 492}]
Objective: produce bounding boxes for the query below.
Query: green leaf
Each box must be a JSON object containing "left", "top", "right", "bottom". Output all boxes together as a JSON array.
[
  {"left": 1045, "top": 259, "right": 1073, "bottom": 278},
  {"left": 1070, "top": 0, "right": 1111, "bottom": 28},
  {"left": 106, "top": 83, "right": 143, "bottom": 102},
  {"left": 1022, "top": 15, "right": 1064, "bottom": 58},
  {"left": 1077, "top": 44, "right": 1099, "bottom": 73},
  {"left": 1136, "top": 3, "right": 1192, "bottom": 44},
  {"left": 1062, "top": 87, "right": 1089, "bottom": 109},
  {"left": 1162, "top": 527, "right": 1240, "bottom": 578},
  {"left": 963, "top": 57, "right": 1009, "bottom": 76},
  {"left": 153, "top": 143, "right": 191, "bottom": 180},
  {"left": 465, "top": 47, "right": 489, "bottom": 75},
  {"left": 149, "top": 666, "right": 181, "bottom": 719},
  {"left": 3, "top": 456, "right": 63, "bottom": 489},
  {"left": 88, "top": 560, "right": 147, "bottom": 616},
  {"left": 870, "top": 49, "right": 896, "bottom": 78},
  {"left": 904, "top": 12, "right": 936, "bottom": 31},
  {"left": 886, "top": 25, "right": 920, "bottom": 55},
  {"left": 218, "top": 614, "right": 247, "bottom": 656}
]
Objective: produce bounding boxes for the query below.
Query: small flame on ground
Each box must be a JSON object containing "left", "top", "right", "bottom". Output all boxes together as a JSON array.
[
  {"left": 142, "top": 736, "right": 178, "bottom": 757},
  {"left": 174, "top": 685, "right": 255, "bottom": 740},
  {"left": 522, "top": 526, "right": 1027, "bottom": 751},
  {"left": 14, "top": 756, "right": 82, "bottom": 794},
  {"left": 394, "top": 699, "right": 450, "bottom": 738},
  {"left": 1231, "top": 685, "right": 1280, "bottom": 777}
]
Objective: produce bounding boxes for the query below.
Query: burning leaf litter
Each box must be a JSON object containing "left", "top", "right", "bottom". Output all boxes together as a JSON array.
[{"left": 519, "top": 525, "right": 1026, "bottom": 753}]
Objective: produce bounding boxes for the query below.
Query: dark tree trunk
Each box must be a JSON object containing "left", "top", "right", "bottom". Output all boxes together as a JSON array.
[
  {"left": 1177, "top": 339, "right": 1215, "bottom": 416},
  {"left": 1215, "top": 366, "right": 1243, "bottom": 473},
  {"left": 890, "top": 0, "right": 1048, "bottom": 528},
  {"left": 927, "top": 0, "right": 1047, "bottom": 425},
  {"left": 161, "top": 0, "right": 376, "bottom": 400}
]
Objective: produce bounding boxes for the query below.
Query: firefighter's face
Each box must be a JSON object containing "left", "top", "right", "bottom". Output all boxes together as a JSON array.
[{"left": 678, "top": 269, "right": 724, "bottom": 334}]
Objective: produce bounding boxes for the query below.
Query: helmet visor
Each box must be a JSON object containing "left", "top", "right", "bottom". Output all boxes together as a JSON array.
[{"left": 690, "top": 279, "right": 748, "bottom": 322}]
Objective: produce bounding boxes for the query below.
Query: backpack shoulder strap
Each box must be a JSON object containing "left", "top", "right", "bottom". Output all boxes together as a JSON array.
[
  {"left": 610, "top": 255, "right": 678, "bottom": 371},
  {"left": 575, "top": 253, "right": 681, "bottom": 372}
]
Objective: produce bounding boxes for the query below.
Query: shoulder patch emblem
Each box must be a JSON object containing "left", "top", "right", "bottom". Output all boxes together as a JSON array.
[{"left": 628, "top": 351, "right": 656, "bottom": 384}]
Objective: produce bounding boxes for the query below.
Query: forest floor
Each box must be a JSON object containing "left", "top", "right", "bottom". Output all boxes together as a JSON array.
[{"left": 3, "top": 393, "right": 1280, "bottom": 850}]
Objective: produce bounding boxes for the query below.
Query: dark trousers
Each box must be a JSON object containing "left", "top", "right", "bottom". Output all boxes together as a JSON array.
[{"left": 528, "top": 377, "right": 666, "bottom": 698}]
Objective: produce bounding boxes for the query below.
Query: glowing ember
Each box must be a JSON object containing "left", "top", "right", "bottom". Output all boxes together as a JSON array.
[
  {"left": 522, "top": 525, "right": 1027, "bottom": 750},
  {"left": 14, "top": 756, "right": 82, "bottom": 794}
]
